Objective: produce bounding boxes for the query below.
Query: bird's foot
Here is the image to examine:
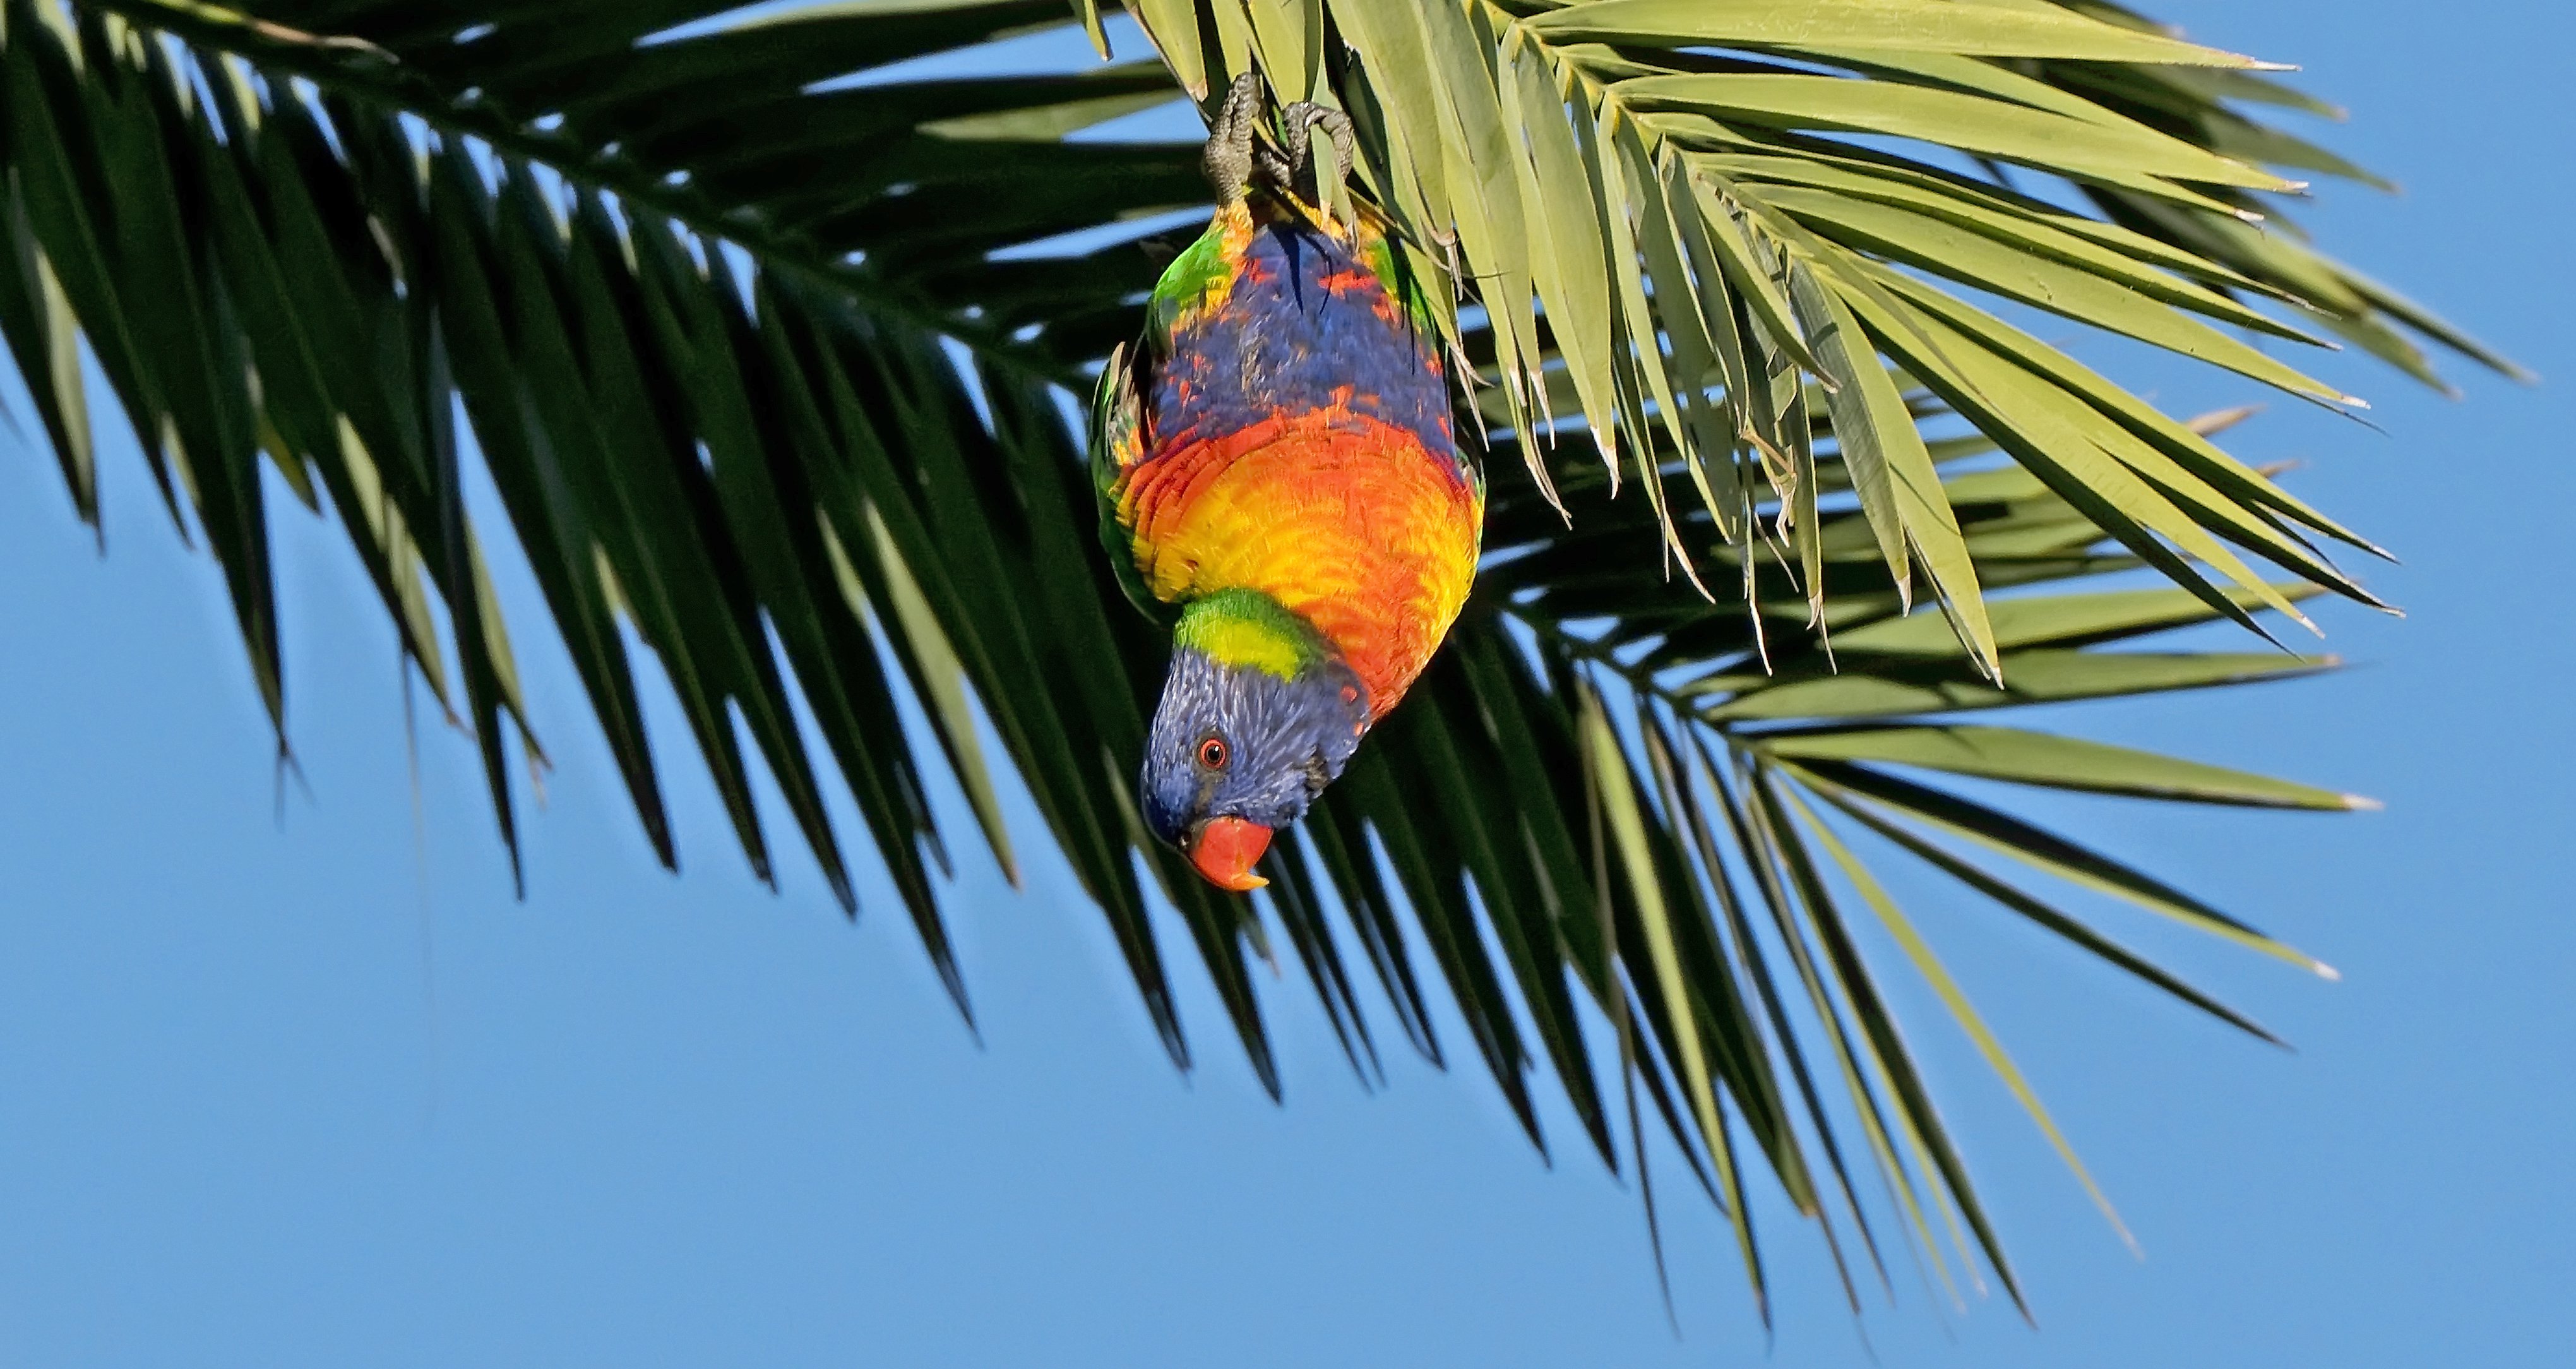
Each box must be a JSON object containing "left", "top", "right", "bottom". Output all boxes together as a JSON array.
[
  {"left": 1203, "top": 74, "right": 1356, "bottom": 212},
  {"left": 1203, "top": 72, "right": 1268, "bottom": 205},
  {"left": 1281, "top": 102, "right": 1354, "bottom": 194}
]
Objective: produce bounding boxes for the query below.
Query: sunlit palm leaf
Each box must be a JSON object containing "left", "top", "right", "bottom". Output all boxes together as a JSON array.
[
  {"left": 1118, "top": 0, "right": 2513, "bottom": 669},
  {"left": 0, "top": 0, "right": 2501, "bottom": 1327}
]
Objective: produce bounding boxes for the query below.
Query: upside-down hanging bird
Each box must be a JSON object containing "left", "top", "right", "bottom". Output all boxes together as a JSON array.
[{"left": 1092, "top": 75, "right": 1484, "bottom": 894}]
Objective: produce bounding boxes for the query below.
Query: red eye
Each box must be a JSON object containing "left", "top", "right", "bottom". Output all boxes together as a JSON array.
[{"left": 1198, "top": 736, "right": 1231, "bottom": 770}]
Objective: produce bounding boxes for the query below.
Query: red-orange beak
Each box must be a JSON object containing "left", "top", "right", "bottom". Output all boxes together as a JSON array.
[{"left": 1187, "top": 816, "right": 1273, "bottom": 892}]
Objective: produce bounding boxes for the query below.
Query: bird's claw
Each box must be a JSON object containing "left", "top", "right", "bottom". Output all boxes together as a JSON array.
[
  {"left": 1202, "top": 73, "right": 1357, "bottom": 215},
  {"left": 1281, "top": 102, "right": 1354, "bottom": 193},
  {"left": 1203, "top": 72, "right": 1267, "bottom": 205}
]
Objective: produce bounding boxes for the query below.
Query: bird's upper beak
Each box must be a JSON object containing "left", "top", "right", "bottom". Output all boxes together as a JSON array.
[{"left": 1186, "top": 815, "right": 1273, "bottom": 892}]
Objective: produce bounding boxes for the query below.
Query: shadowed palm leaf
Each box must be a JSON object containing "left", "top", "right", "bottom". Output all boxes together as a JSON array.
[{"left": 0, "top": 0, "right": 2510, "bottom": 1325}]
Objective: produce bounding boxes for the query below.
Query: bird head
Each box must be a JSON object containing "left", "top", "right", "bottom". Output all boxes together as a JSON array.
[{"left": 1140, "top": 590, "right": 1369, "bottom": 891}]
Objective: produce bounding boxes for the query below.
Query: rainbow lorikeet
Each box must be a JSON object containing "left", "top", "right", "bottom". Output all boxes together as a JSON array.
[{"left": 1092, "top": 75, "right": 1484, "bottom": 893}]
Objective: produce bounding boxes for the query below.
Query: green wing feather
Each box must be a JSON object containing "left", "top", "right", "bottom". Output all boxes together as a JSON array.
[{"left": 1090, "top": 340, "right": 1173, "bottom": 625}]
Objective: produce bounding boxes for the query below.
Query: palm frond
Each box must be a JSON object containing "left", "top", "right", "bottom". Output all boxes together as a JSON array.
[
  {"left": 0, "top": 0, "right": 2498, "bottom": 1325},
  {"left": 1123, "top": 0, "right": 2514, "bottom": 672}
]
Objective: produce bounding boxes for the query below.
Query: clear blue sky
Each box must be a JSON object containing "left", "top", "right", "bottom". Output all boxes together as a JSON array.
[{"left": 3, "top": 2, "right": 2569, "bottom": 1365}]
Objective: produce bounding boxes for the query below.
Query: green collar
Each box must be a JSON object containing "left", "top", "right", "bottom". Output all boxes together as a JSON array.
[{"left": 1174, "top": 589, "right": 1331, "bottom": 680}]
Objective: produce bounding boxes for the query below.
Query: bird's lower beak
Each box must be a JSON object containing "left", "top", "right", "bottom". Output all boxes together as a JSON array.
[{"left": 1187, "top": 816, "right": 1273, "bottom": 892}]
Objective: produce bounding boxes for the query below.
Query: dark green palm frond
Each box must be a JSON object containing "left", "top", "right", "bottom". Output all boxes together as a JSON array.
[
  {"left": 0, "top": 0, "right": 2499, "bottom": 1327},
  {"left": 1407, "top": 395, "right": 2361, "bottom": 1316},
  {"left": 0, "top": 0, "right": 1230, "bottom": 1050}
]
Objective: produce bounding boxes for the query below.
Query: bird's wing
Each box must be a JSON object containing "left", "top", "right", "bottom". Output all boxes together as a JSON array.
[{"left": 1090, "top": 340, "right": 1173, "bottom": 625}]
